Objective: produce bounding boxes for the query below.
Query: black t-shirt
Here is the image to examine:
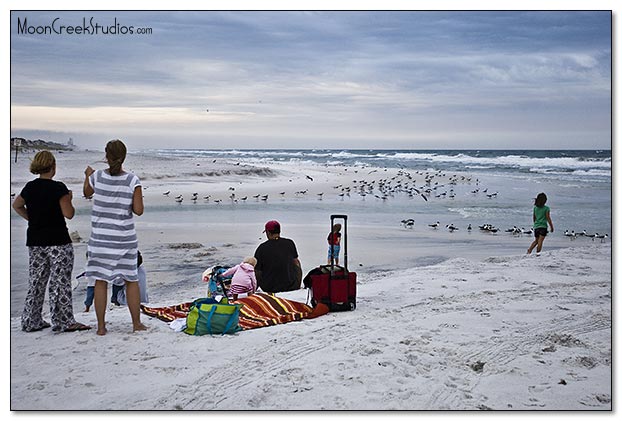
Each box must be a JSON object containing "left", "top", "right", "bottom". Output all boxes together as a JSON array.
[
  {"left": 20, "top": 178, "right": 72, "bottom": 247},
  {"left": 254, "top": 237, "right": 300, "bottom": 293}
]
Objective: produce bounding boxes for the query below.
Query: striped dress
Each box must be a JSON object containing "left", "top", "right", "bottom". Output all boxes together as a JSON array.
[{"left": 85, "top": 169, "right": 140, "bottom": 283}]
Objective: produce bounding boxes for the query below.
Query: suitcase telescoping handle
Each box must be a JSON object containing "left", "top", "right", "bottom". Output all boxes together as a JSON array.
[{"left": 330, "top": 214, "right": 348, "bottom": 274}]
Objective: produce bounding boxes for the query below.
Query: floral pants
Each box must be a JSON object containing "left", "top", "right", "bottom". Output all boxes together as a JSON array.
[{"left": 22, "top": 244, "right": 76, "bottom": 332}]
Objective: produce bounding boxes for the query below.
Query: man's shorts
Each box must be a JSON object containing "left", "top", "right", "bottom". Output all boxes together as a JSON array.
[{"left": 534, "top": 227, "right": 548, "bottom": 238}]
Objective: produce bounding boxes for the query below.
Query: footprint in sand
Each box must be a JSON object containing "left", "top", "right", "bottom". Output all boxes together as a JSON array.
[
  {"left": 528, "top": 384, "right": 552, "bottom": 393},
  {"left": 359, "top": 347, "right": 383, "bottom": 356},
  {"left": 27, "top": 381, "right": 47, "bottom": 391},
  {"left": 578, "top": 393, "right": 611, "bottom": 407}
]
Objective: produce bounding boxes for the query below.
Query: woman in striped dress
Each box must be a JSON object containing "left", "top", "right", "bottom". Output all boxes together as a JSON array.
[{"left": 83, "top": 139, "right": 146, "bottom": 335}]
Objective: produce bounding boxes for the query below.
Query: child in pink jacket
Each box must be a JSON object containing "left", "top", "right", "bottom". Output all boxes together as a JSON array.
[{"left": 222, "top": 256, "right": 257, "bottom": 300}]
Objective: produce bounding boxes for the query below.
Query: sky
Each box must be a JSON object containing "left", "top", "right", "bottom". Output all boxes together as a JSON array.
[{"left": 9, "top": 10, "right": 612, "bottom": 150}]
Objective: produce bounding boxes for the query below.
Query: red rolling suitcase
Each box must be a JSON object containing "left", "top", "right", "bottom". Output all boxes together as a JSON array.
[{"left": 305, "top": 214, "right": 356, "bottom": 311}]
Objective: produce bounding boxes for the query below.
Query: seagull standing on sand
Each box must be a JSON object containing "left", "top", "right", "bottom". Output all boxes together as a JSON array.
[
  {"left": 564, "top": 230, "right": 577, "bottom": 240},
  {"left": 401, "top": 219, "right": 415, "bottom": 229},
  {"left": 596, "top": 233, "right": 609, "bottom": 242}
]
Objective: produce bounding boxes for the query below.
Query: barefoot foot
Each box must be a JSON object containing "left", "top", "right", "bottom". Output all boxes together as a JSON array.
[{"left": 133, "top": 323, "right": 148, "bottom": 332}]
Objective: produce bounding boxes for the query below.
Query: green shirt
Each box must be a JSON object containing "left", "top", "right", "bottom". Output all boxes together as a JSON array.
[{"left": 533, "top": 205, "right": 550, "bottom": 229}]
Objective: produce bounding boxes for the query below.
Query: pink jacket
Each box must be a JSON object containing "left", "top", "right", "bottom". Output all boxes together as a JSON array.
[{"left": 222, "top": 263, "right": 257, "bottom": 292}]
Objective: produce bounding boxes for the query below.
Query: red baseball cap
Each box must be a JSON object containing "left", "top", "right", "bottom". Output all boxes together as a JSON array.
[{"left": 263, "top": 220, "right": 281, "bottom": 233}]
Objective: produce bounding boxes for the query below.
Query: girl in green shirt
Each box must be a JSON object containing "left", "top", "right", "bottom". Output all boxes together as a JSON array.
[{"left": 527, "top": 193, "right": 554, "bottom": 256}]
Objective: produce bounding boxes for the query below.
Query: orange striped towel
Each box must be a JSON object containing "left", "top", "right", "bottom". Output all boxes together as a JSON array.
[{"left": 141, "top": 293, "right": 329, "bottom": 331}]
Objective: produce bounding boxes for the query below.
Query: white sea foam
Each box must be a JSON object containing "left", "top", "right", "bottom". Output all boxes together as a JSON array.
[{"left": 391, "top": 152, "right": 611, "bottom": 171}]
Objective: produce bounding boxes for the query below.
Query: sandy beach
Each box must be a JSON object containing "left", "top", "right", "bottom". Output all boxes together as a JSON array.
[{"left": 8, "top": 149, "right": 612, "bottom": 411}]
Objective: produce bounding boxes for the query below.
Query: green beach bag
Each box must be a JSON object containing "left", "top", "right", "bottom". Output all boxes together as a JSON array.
[{"left": 184, "top": 297, "right": 243, "bottom": 336}]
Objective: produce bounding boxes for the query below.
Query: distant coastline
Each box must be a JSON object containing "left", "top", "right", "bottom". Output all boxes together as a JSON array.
[{"left": 10, "top": 137, "right": 74, "bottom": 152}]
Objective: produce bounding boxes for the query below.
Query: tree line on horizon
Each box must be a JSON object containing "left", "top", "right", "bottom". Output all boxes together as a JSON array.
[{"left": 10, "top": 137, "right": 74, "bottom": 151}]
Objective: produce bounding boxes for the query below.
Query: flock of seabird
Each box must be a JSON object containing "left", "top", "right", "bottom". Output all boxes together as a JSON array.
[
  {"left": 27, "top": 162, "right": 603, "bottom": 244},
  {"left": 156, "top": 168, "right": 488, "bottom": 205},
  {"left": 563, "top": 230, "right": 609, "bottom": 242},
  {"left": 398, "top": 219, "right": 609, "bottom": 242}
]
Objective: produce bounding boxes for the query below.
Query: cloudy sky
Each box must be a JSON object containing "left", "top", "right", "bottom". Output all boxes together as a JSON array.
[{"left": 10, "top": 10, "right": 611, "bottom": 150}]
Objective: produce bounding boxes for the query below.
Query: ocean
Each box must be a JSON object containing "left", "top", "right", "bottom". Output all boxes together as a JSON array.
[
  {"left": 148, "top": 149, "right": 611, "bottom": 181},
  {"left": 144, "top": 148, "right": 612, "bottom": 237}
]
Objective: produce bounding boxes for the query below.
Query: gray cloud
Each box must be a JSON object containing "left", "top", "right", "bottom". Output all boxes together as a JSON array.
[{"left": 10, "top": 11, "right": 611, "bottom": 149}]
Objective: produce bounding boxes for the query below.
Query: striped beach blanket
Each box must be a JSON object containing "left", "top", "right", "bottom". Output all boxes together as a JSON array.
[{"left": 141, "top": 293, "right": 329, "bottom": 331}]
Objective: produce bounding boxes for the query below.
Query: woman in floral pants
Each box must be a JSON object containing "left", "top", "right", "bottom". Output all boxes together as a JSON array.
[{"left": 13, "top": 151, "right": 90, "bottom": 332}]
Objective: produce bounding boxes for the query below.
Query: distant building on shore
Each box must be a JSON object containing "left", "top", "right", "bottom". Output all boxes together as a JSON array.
[{"left": 10, "top": 137, "right": 74, "bottom": 152}]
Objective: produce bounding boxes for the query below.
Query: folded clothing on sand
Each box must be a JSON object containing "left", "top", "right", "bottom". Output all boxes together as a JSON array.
[{"left": 141, "top": 293, "right": 329, "bottom": 331}]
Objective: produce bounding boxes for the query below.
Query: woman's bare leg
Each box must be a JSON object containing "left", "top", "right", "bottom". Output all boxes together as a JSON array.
[
  {"left": 94, "top": 280, "right": 108, "bottom": 335},
  {"left": 125, "top": 281, "right": 147, "bottom": 332}
]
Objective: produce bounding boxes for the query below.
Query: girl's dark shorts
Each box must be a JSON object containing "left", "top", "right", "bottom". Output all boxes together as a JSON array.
[{"left": 534, "top": 227, "right": 548, "bottom": 238}]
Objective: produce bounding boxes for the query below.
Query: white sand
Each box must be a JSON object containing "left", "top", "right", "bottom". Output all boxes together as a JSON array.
[{"left": 8, "top": 150, "right": 613, "bottom": 411}]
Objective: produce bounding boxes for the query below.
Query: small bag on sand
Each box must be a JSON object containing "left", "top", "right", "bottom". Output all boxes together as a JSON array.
[{"left": 184, "top": 297, "right": 243, "bottom": 336}]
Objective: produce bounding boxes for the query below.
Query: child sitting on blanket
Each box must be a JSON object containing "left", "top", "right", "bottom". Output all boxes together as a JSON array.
[{"left": 222, "top": 257, "right": 257, "bottom": 300}]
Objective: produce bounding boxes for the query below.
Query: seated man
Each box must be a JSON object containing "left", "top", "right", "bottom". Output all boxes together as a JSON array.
[{"left": 254, "top": 220, "right": 302, "bottom": 293}]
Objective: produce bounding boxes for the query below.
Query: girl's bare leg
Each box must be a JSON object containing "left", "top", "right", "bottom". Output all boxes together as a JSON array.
[{"left": 527, "top": 238, "right": 538, "bottom": 254}]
